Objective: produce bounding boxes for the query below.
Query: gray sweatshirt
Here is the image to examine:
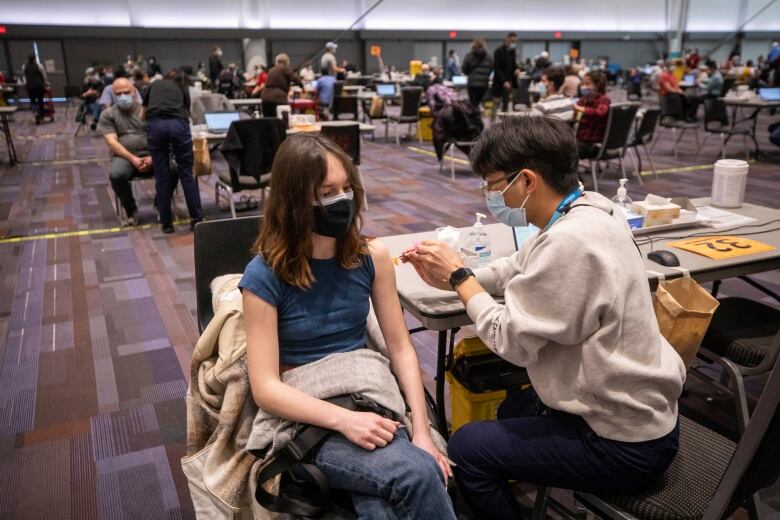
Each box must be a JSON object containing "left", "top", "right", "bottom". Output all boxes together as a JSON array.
[{"left": 467, "top": 192, "right": 685, "bottom": 442}]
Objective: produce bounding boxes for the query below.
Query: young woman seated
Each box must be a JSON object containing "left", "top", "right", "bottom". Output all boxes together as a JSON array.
[
  {"left": 574, "top": 71, "right": 612, "bottom": 159},
  {"left": 240, "top": 134, "right": 456, "bottom": 520}
]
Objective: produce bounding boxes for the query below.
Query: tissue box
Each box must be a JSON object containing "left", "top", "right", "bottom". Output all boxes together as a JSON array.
[
  {"left": 632, "top": 200, "right": 681, "bottom": 227},
  {"left": 619, "top": 207, "right": 645, "bottom": 229}
]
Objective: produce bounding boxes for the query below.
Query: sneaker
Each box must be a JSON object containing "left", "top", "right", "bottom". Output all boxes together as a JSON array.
[
  {"left": 162, "top": 223, "right": 175, "bottom": 234},
  {"left": 126, "top": 210, "right": 139, "bottom": 226},
  {"left": 189, "top": 217, "right": 204, "bottom": 231}
]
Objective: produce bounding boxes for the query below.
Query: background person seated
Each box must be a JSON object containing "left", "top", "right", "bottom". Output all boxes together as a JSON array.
[
  {"left": 574, "top": 71, "right": 611, "bottom": 159},
  {"left": 313, "top": 72, "right": 337, "bottom": 120},
  {"left": 80, "top": 68, "right": 104, "bottom": 130},
  {"left": 561, "top": 64, "right": 581, "bottom": 98},
  {"left": 531, "top": 66, "right": 574, "bottom": 121},
  {"left": 658, "top": 61, "right": 695, "bottom": 122},
  {"left": 97, "top": 78, "right": 152, "bottom": 226},
  {"left": 99, "top": 80, "right": 143, "bottom": 110}
]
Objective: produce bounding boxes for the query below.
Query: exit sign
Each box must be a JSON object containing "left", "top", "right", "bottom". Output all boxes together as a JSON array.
[{"left": 554, "top": 31, "right": 562, "bottom": 39}]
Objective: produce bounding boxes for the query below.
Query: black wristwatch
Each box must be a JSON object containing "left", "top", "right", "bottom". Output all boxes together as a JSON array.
[{"left": 449, "top": 267, "right": 475, "bottom": 289}]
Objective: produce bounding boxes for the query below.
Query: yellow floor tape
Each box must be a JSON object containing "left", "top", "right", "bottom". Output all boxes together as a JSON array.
[
  {"left": 0, "top": 218, "right": 193, "bottom": 245},
  {"left": 407, "top": 146, "right": 756, "bottom": 177}
]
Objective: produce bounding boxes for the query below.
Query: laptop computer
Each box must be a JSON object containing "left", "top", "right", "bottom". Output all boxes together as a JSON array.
[
  {"left": 452, "top": 75, "right": 468, "bottom": 87},
  {"left": 758, "top": 87, "right": 780, "bottom": 101},
  {"left": 683, "top": 73, "right": 697, "bottom": 84},
  {"left": 375, "top": 83, "right": 397, "bottom": 97},
  {"left": 204, "top": 111, "right": 240, "bottom": 134},
  {"left": 513, "top": 225, "right": 540, "bottom": 250}
]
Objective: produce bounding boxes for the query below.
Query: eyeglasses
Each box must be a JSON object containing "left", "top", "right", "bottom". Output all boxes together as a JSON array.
[{"left": 477, "top": 172, "right": 520, "bottom": 196}]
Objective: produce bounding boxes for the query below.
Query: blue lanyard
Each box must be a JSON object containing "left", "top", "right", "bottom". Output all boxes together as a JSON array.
[{"left": 543, "top": 188, "right": 584, "bottom": 231}]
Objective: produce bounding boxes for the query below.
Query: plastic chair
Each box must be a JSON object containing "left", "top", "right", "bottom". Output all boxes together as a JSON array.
[
  {"left": 512, "top": 78, "right": 532, "bottom": 109},
  {"left": 386, "top": 87, "right": 424, "bottom": 145},
  {"left": 696, "top": 297, "right": 780, "bottom": 434},
  {"left": 217, "top": 118, "right": 286, "bottom": 218},
  {"left": 585, "top": 102, "right": 641, "bottom": 193},
  {"left": 193, "top": 215, "right": 262, "bottom": 333},
  {"left": 533, "top": 350, "right": 780, "bottom": 520},
  {"left": 655, "top": 94, "right": 700, "bottom": 159},
  {"left": 626, "top": 107, "right": 660, "bottom": 179},
  {"left": 696, "top": 98, "right": 751, "bottom": 161},
  {"left": 320, "top": 122, "right": 369, "bottom": 210},
  {"left": 332, "top": 96, "right": 359, "bottom": 121}
]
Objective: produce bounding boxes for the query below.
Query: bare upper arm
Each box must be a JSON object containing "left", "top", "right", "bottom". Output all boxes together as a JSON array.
[
  {"left": 368, "top": 240, "right": 409, "bottom": 351},
  {"left": 242, "top": 290, "right": 281, "bottom": 401}
]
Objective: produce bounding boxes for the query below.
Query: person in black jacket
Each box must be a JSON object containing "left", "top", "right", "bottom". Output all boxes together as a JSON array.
[
  {"left": 491, "top": 32, "right": 520, "bottom": 122},
  {"left": 22, "top": 55, "right": 48, "bottom": 124},
  {"left": 462, "top": 38, "right": 493, "bottom": 110},
  {"left": 142, "top": 68, "right": 203, "bottom": 233},
  {"left": 208, "top": 46, "right": 224, "bottom": 87}
]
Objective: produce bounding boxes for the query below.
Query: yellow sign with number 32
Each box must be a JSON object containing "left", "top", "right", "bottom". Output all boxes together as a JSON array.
[{"left": 669, "top": 235, "right": 776, "bottom": 260}]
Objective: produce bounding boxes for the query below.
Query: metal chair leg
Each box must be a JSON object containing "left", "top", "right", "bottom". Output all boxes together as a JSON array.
[
  {"left": 695, "top": 132, "right": 710, "bottom": 159},
  {"left": 642, "top": 143, "right": 659, "bottom": 179},
  {"left": 590, "top": 161, "right": 599, "bottom": 193},
  {"left": 533, "top": 487, "right": 550, "bottom": 520},
  {"left": 721, "top": 132, "right": 726, "bottom": 159},
  {"left": 450, "top": 143, "right": 456, "bottom": 180},
  {"left": 396, "top": 121, "right": 400, "bottom": 146},
  {"left": 439, "top": 143, "right": 446, "bottom": 173}
]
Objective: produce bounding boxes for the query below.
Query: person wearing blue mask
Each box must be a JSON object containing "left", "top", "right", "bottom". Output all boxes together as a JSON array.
[
  {"left": 97, "top": 77, "right": 152, "bottom": 226},
  {"left": 406, "top": 116, "right": 684, "bottom": 519},
  {"left": 574, "top": 70, "right": 611, "bottom": 159}
]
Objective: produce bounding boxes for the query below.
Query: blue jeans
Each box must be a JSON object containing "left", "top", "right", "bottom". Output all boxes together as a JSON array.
[
  {"left": 448, "top": 389, "right": 679, "bottom": 519},
  {"left": 145, "top": 117, "right": 203, "bottom": 225},
  {"left": 313, "top": 429, "right": 456, "bottom": 520}
]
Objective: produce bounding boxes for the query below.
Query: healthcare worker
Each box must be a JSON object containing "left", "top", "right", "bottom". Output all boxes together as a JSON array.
[{"left": 405, "top": 116, "right": 685, "bottom": 519}]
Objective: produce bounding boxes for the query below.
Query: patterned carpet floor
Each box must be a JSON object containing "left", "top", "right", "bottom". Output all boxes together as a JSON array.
[{"left": 0, "top": 93, "right": 778, "bottom": 519}]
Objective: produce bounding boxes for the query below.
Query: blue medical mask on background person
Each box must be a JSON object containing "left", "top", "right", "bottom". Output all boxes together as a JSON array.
[
  {"left": 538, "top": 83, "right": 547, "bottom": 97},
  {"left": 485, "top": 173, "right": 532, "bottom": 227},
  {"left": 116, "top": 94, "right": 134, "bottom": 110},
  {"left": 313, "top": 191, "right": 355, "bottom": 238},
  {"left": 580, "top": 87, "right": 593, "bottom": 97},
  {"left": 508, "top": 43, "right": 517, "bottom": 50}
]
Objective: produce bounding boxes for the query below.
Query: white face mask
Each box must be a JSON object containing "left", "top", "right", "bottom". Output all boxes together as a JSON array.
[{"left": 484, "top": 173, "right": 531, "bottom": 227}]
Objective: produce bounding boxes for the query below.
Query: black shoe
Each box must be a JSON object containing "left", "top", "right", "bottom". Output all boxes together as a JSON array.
[
  {"left": 90, "top": 122, "right": 97, "bottom": 131},
  {"left": 189, "top": 217, "right": 204, "bottom": 231},
  {"left": 162, "top": 223, "right": 175, "bottom": 234}
]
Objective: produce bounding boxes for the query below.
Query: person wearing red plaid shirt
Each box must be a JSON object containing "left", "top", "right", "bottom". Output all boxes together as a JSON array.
[{"left": 574, "top": 70, "right": 611, "bottom": 159}]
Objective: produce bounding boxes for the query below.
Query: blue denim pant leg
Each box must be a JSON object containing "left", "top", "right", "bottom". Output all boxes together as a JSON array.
[
  {"left": 448, "top": 389, "right": 679, "bottom": 520},
  {"left": 313, "top": 429, "right": 456, "bottom": 520}
]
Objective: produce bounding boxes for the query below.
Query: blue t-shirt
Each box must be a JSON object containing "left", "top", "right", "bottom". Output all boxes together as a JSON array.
[
  {"left": 239, "top": 254, "right": 375, "bottom": 365},
  {"left": 315, "top": 75, "right": 338, "bottom": 106}
]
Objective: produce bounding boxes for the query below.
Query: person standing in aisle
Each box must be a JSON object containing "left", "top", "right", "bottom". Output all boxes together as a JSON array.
[
  {"left": 491, "top": 32, "right": 520, "bottom": 122},
  {"left": 261, "top": 53, "right": 296, "bottom": 118},
  {"left": 209, "top": 46, "right": 224, "bottom": 87},
  {"left": 22, "top": 54, "right": 48, "bottom": 124},
  {"left": 142, "top": 68, "right": 203, "bottom": 233},
  {"left": 462, "top": 38, "right": 493, "bottom": 111}
]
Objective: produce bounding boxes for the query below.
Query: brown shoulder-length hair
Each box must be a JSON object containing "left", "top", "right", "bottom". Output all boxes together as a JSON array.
[{"left": 252, "top": 134, "right": 369, "bottom": 289}]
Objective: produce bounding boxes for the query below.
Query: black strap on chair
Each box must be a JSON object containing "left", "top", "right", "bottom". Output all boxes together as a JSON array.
[{"left": 253, "top": 393, "right": 403, "bottom": 518}]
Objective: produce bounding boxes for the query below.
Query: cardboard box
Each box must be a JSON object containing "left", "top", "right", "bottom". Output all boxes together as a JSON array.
[{"left": 632, "top": 200, "right": 681, "bottom": 227}]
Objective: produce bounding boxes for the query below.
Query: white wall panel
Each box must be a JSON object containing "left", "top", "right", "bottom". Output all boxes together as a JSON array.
[{"left": 3, "top": 0, "right": 778, "bottom": 31}]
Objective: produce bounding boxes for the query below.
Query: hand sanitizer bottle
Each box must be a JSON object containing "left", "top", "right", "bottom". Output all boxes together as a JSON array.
[
  {"left": 462, "top": 213, "right": 491, "bottom": 267},
  {"left": 611, "top": 179, "right": 633, "bottom": 210}
]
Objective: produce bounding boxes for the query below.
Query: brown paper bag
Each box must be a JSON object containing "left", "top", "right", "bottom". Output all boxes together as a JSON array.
[
  {"left": 652, "top": 273, "right": 720, "bottom": 367},
  {"left": 369, "top": 96, "right": 384, "bottom": 118},
  {"left": 193, "top": 137, "right": 211, "bottom": 177}
]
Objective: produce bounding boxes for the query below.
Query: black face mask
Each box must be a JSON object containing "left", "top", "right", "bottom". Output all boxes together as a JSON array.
[{"left": 313, "top": 197, "right": 355, "bottom": 238}]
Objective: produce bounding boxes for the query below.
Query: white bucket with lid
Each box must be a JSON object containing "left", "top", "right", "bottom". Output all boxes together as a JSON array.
[{"left": 711, "top": 159, "right": 749, "bottom": 208}]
